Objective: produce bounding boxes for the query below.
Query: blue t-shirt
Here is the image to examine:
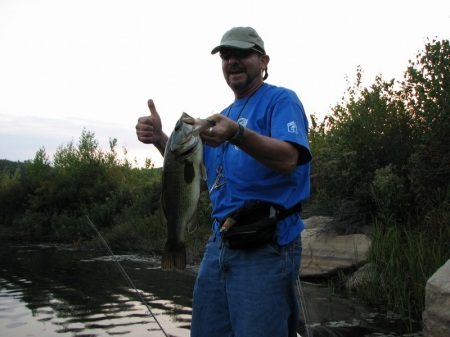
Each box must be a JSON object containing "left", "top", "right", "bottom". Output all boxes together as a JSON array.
[{"left": 204, "top": 83, "right": 312, "bottom": 244}]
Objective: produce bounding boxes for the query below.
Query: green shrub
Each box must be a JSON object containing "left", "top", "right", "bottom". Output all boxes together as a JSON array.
[
  {"left": 309, "top": 39, "right": 450, "bottom": 330},
  {"left": 370, "top": 164, "right": 410, "bottom": 224}
]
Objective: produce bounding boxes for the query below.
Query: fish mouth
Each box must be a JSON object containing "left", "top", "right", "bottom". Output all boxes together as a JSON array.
[
  {"left": 170, "top": 135, "right": 200, "bottom": 157},
  {"left": 180, "top": 112, "right": 215, "bottom": 136},
  {"left": 170, "top": 112, "right": 212, "bottom": 157},
  {"left": 179, "top": 140, "right": 200, "bottom": 157}
]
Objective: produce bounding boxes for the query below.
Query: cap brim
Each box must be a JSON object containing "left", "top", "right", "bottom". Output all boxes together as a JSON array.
[{"left": 211, "top": 40, "right": 255, "bottom": 54}]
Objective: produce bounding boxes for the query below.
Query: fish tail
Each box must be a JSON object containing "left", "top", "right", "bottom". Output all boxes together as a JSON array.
[{"left": 161, "top": 242, "right": 187, "bottom": 270}]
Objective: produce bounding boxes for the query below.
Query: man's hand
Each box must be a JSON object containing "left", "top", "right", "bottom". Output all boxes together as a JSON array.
[
  {"left": 135, "top": 99, "right": 168, "bottom": 156},
  {"left": 136, "top": 99, "right": 163, "bottom": 144}
]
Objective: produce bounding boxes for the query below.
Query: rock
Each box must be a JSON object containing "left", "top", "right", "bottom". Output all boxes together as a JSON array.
[
  {"left": 422, "top": 259, "right": 450, "bottom": 337},
  {"left": 300, "top": 216, "right": 371, "bottom": 278},
  {"left": 345, "top": 262, "right": 376, "bottom": 291},
  {"left": 302, "top": 215, "right": 335, "bottom": 229}
]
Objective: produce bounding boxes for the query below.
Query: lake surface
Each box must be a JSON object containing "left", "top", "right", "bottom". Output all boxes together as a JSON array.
[{"left": 0, "top": 242, "right": 422, "bottom": 337}]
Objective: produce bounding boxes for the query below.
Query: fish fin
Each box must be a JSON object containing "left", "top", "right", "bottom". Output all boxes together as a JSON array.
[
  {"left": 158, "top": 196, "right": 167, "bottom": 226},
  {"left": 183, "top": 159, "right": 195, "bottom": 184},
  {"left": 161, "top": 242, "right": 187, "bottom": 271},
  {"left": 200, "top": 162, "right": 207, "bottom": 181},
  {"left": 187, "top": 210, "right": 198, "bottom": 233}
]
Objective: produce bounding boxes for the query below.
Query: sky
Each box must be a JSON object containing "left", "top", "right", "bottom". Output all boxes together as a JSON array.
[{"left": 1, "top": 0, "right": 449, "bottom": 168}]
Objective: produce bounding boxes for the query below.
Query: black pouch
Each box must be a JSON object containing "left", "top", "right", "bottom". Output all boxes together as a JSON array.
[
  {"left": 219, "top": 202, "right": 276, "bottom": 250},
  {"left": 219, "top": 201, "right": 303, "bottom": 250}
]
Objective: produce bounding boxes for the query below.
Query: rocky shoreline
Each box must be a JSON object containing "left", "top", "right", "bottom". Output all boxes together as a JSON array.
[{"left": 300, "top": 215, "right": 449, "bottom": 337}]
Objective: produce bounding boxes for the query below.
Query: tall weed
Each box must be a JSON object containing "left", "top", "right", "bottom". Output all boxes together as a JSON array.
[{"left": 362, "top": 222, "right": 448, "bottom": 330}]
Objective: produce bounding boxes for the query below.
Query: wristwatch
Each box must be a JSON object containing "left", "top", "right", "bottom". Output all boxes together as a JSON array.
[{"left": 229, "top": 123, "right": 245, "bottom": 146}]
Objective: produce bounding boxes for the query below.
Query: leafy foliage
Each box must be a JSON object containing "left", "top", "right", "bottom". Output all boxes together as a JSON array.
[
  {"left": 0, "top": 129, "right": 163, "bottom": 246},
  {"left": 0, "top": 128, "right": 214, "bottom": 255},
  {"left": 402, "top": 40, "right": 450, "bottom": 220},
  {"left": 309, "top": 39, "right": 449, "bottom": 330},
  {"left": 310, "top": 40, "right": 449, "bottom": 235}
]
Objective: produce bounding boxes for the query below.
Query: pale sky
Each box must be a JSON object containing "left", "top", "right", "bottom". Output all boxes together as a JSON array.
[{"left": 1, "top": 0, "right": 449, "bottom": 168}]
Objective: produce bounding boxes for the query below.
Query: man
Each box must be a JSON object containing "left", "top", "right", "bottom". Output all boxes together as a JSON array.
[{"left": 136, "top": 26, "right": 312, "bottom": 337}]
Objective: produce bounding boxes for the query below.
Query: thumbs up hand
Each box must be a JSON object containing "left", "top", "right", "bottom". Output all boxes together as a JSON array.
[{"left": 136, "top": 99, "right": 163, "bottom": 145}]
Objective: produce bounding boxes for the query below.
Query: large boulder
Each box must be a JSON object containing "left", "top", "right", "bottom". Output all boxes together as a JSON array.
[
  {"left": 300, "top": 216, "right": 371, "bottom": 277},
  {"left": 422, "top": 259, "right": 450, "bottom": 337}
]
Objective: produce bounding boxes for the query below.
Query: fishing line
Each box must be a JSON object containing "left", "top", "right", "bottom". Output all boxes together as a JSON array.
[
  {"left": 297, "top": 277, "right": 313, "bottom": 337},
  {"left": 85, "top": 215, "right": 169, "bottom": 337}
]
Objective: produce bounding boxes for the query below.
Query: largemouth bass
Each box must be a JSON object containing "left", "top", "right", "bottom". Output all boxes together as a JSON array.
[{"left": 160, "top": 112, "right": 213, "bottom": 270}]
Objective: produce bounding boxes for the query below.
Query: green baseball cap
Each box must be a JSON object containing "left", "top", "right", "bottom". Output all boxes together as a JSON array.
[{"left": 211, "top": 27, "right": 265, "bottom": 54}]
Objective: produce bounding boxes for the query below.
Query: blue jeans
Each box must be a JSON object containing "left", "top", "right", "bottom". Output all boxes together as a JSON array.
[{"left": 191, "top": 232, "right": 302, "bottom": 337}]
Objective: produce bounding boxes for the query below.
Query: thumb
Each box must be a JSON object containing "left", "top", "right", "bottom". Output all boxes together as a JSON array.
[{"left": 147, "top": 99, "right": 159, "bottom": 117}]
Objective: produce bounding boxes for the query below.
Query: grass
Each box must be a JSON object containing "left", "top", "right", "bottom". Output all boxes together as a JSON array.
[{"left": 357, "top": 221, "right": 449, "bottom": 331}]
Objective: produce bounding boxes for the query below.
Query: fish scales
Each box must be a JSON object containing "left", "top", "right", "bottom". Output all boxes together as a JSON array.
[{"left": 159, "top": 113, "right": 212, "bottom": 270}]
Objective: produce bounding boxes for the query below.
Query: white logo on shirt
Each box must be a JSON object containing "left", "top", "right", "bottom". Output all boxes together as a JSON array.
[
  {"left": 237, "top": 118, "right": 247, "bottom": 127},
  {"left": 287, "top": 121, "right": 298, "bottom": 134}
]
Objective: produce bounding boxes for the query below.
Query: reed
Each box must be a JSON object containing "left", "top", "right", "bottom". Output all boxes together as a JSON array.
[{"left": 359, "top": 221, "right": 449, "bottom": 330}]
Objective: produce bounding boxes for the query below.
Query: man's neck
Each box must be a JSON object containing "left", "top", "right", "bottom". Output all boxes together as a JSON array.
[{"left": 234, "top": 82, "right": 264, "bottom": 100}]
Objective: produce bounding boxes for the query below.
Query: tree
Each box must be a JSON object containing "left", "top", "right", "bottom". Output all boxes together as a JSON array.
[{"left": 402, "top": 39, "right": 450, "bottom": 220}]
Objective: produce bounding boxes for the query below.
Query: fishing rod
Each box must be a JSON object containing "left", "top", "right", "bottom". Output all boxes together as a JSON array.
[
  {"left": 297, "top": 277, "right": 313, "bottom": 337},
  {"left": 85, "top": 215, "right": 169, "bottom": 337}
]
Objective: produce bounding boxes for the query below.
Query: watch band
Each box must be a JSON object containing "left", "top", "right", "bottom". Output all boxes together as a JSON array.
[{"left": 229, "top": 123, "right": 245, "bottom": 146}]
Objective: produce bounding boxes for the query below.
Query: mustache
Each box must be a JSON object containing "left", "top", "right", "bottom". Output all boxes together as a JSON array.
[{"left": 227, "top": 65, "right": 245, "bottom": 73}]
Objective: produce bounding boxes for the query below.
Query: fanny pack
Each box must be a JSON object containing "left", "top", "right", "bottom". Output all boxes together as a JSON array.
[{"left": 218, "top": 201, "right": 302, "bottom": 250}]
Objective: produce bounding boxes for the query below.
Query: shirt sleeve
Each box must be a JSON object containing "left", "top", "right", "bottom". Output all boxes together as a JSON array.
[{"left": 270, "top": 92, "right": 311, "bottom": 152}]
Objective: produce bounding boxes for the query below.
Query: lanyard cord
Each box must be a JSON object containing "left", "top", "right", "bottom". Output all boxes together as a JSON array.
[
  {"left": 209, "top": 87, "right": 261, "bottom": 193},
  {"left": 222, "top": 86, "right": 260, "bottom": 153}
]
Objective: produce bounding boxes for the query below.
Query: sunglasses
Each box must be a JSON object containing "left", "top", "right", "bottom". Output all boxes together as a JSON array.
[{"left": 219, "top": 48, "right": 263, "bottom": 60}]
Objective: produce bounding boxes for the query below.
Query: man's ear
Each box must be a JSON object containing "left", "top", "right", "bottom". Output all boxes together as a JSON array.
[{"left": 261, "top": 54, "right": 270, "bottom": 68}]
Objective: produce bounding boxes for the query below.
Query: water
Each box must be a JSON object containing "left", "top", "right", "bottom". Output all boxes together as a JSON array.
[
  {"left": 0, "top": 243, "right": 194, "bottom": 337},
  {"left": 0, "top": 242, "right": 422, "bottom": 337}
]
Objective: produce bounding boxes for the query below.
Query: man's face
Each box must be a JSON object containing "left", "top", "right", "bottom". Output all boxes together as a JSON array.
[{"left": 220, "top": 48, "right": 267, "bottom": 97}]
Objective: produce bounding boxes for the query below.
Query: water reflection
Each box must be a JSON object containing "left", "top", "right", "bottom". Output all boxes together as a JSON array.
[
  {"left": 0, "top": 243, "right": 194, "bottom": 336},
  {"left": 0, "top": 243, "right": 422, "bottom": 337}
]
